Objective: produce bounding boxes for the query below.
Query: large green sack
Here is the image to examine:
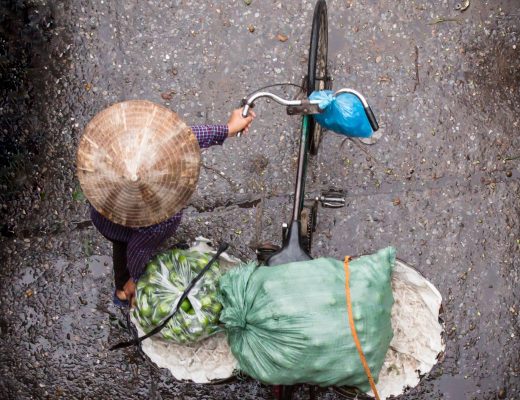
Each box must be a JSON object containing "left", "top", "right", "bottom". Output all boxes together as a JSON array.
[{"left": 218, "top": 247, "right": 395, "bottom": 391}]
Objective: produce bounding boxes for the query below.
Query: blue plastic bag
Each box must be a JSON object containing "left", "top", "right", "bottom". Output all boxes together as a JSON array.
[{"left": 309, "top": 90, "right": 373, "bottom": 138}]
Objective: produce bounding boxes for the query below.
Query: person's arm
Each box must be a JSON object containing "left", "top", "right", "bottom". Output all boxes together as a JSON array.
[
  {"left": 191, "top": 108, "right": 255, "bottom": 148},
  {"left": 191, "top": 125, "right": 229, "bottom": 148}
]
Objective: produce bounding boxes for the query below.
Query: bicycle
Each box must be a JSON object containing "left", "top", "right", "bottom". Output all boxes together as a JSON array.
[
  {"left": 239, "top": 1, "right": 379, "bottom": 399},
  {"left": 241, "top": 0, "right": 378, "bottom": 268}
]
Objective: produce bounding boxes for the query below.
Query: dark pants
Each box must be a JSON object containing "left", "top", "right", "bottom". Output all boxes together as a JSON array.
[{"left": 112, "top": 240, "right": 130, "bottom": 291}]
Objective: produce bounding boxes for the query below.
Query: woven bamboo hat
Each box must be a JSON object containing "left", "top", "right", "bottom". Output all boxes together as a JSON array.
[{"left": 77, "top": 100, "right": 201, "bottom": 227}]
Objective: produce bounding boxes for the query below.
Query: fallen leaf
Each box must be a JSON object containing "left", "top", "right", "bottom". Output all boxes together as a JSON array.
[
  {"left": 161, "top": 91, "right": 175, "bottom": 100},
  {"left": 276, "top": 33, "right": 288, "bottom": 42},
  {"left": 428, "top": 17, "right": 460, "bottom": 25}
]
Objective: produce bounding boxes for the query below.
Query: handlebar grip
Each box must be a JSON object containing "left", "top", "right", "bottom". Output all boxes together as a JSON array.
[
  {"left": 365, "top": 106, "right": 379, "bottom": 132},
  {"left": 241, "top": 100, "right": 254, "bottom": 118},
  {"left": 238, "top": 100, "right": 254, "bottom": 137}
]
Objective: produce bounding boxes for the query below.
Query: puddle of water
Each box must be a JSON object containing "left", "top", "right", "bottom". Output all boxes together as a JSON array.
[
  {"left": 29, "top": 336, "right": 50, "bottom": 352},
  {"left": 60, "top": 314, "right": 75, "bottom": 335},
  {"left": 20, "top": 268, "right": 37, "bottom": 285},
  {"left": 85, "top": 255, "right": 111, "bottom": 279},
  {"left": 22, "top": 305, "right": 40, "bottom": 329},
  {"left": 438, "top": 375, "right": 478, "bottom": 399}
]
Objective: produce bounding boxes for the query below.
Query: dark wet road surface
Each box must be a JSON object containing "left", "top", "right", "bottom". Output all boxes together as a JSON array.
[{"left": 0, "top": 0, "right": 519, "bottom": 399}]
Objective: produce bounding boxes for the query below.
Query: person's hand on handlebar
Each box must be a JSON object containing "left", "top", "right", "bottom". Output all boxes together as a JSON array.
[{"left": 227, "top": 108, "right": 256, "bottom": 137}]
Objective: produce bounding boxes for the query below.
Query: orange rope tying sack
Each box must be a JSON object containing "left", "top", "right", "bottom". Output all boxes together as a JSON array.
[{"left": 343, "top": 256, "right": 381, "bottom": 400}]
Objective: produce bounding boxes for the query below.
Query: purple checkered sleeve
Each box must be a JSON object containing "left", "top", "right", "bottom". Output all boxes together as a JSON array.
[
  {"left": 191, "top": 124, "right": 228, "bottom": 148},
  {"left": 90, "top": 124, "right": 228, "bottom": 281}
]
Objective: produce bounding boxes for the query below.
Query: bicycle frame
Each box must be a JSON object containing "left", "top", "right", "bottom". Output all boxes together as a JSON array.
[{"left": 241, "top": 89, "right": 378, "bottom": 266}]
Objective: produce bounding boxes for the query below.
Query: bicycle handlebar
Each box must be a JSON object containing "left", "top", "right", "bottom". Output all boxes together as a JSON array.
[
  {"left": 241, "top": 92, "right": 321, "bottom": 118},
  {"left": 240, "top": 88, "right": 379, "bottom": 132},
  {"left": 333, "top": 89, "right": 379, "bottom": 131}
]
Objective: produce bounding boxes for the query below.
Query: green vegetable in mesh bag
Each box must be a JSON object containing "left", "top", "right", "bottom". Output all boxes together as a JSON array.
[
  {"left": 133, "top": 248, "right": 223, "bottom": 343},
  {"left": 218, "top": 247, "right": 395, "bottom": 391}
]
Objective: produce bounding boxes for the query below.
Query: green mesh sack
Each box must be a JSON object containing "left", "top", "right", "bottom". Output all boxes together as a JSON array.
[
  {"left": 133, "top": 248, "right": 222, "bottom": 344},
  {"left": 218, "top": 247, "right": 395, "bottom": 391}
]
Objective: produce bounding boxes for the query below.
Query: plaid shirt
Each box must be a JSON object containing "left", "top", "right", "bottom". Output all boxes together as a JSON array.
[{"left": 90, "top": 124, "right": 228, "bottom": 280}]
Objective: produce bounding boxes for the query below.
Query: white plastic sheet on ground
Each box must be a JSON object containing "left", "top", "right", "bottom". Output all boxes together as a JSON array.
[
  {"left": 133, "top": 242, "right": 444, "bottom": 396},
  {"left": 372, "top": 260, "right": 445, "bottom": 399}
]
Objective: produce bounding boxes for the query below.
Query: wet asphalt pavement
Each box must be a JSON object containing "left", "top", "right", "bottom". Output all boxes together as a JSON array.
[{"left": 0, "top": 0, "right": 519, "bottom": 399}]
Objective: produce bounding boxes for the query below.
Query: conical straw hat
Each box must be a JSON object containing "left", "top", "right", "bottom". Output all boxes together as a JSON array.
[{"left": 77, "top": 100, "right": 200, "bottom": 227}]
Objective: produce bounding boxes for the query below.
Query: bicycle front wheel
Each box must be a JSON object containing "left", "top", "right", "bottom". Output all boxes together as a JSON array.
[{"left": 307, "top": 0, "right": 330, "bottom": 156}]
